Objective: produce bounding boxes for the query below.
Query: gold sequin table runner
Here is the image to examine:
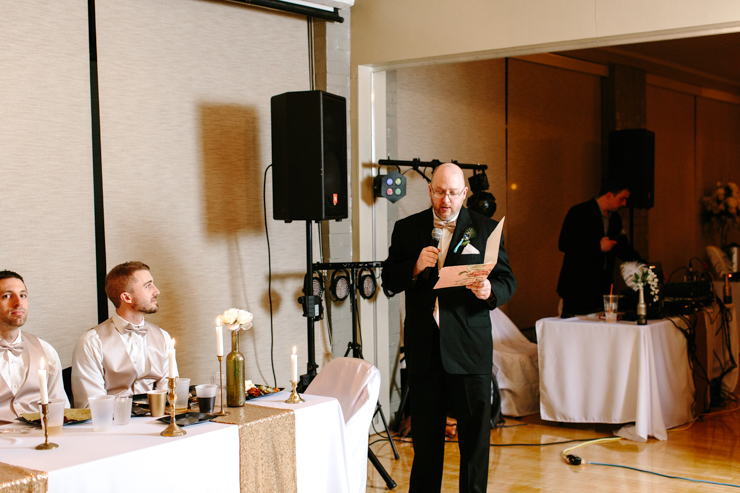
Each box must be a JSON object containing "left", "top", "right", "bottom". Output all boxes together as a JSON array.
[
  {"left": 0, "top": 463, "right": 47, "bottom": 493},
  {"left": 214, "top": 404, "right": 297, "bottom": 493}
]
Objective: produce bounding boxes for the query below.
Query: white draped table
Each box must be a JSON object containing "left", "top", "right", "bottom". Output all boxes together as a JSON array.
[
  {"left": 0, "top": 392, "right": 346, "bottom": 493},
  {"left": 535, "top": 317, "right": 695, "bottom": 441}
]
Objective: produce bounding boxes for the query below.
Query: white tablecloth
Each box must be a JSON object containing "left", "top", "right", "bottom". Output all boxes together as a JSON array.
[
  {"left": 536, "top": 317, "right": 695, "bottom": 441},
  {"left": 0, "top": 417, "right": 240, "bottom": 492},
  {"left": 248, "top": 392, "right": 350, "bottom": 493},
  {"left": 0, "top": 393, "right": 347, "bottom": 493}
]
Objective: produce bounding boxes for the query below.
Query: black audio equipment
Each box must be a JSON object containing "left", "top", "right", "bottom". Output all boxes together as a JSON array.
[
  {"left": 271, "top": 90, "right": 348, "bottom": 222},
  {"left": 663, "top": 280, "right": 713, "bottom": 315},
  {"left": 607, "top": 129, "right": 655, "bottom": 209}
]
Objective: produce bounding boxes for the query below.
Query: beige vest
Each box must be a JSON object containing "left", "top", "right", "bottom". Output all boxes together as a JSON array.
[
  {"left": 0, "top": 332, "right": 46, "bottom": 421},
  {"left": 95, "top": 320, "right": 168, "bottom": 396}
]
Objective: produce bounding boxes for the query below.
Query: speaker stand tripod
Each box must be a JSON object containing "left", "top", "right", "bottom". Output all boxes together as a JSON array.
[{"left": 315, "top": 261, "right": 398, "bottom": 490}]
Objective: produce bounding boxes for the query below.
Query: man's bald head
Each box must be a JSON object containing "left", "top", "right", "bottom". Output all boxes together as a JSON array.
[{"left": 429, "top": 163, "right": 468, "bottom": 221}]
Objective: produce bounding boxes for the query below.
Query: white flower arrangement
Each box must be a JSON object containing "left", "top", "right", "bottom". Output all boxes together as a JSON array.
[
  {"left": 620, "top": 262, "right": 659, "bottom": 302},
  {"left": 218, "top": 308, "right": 253, "bottom": 331},
  {"left": 702, "top": 182, "right": 740, "bottom": 246}
]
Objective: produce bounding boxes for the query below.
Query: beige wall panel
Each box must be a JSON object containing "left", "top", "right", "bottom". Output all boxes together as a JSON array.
[
  {"left": 94, "top": 0, "right": 326, "bottom": 387},
  {"left": 0, "top": 2, "right": 97, "bottom": 365},
  {"left": 352, "top": 0, "right": 740, "bottom": 68},
  {"left": 507, "top": 59, "right": 602, "bottom": 329},
  {"left": 395, "top": 60, "right": 507, "bottom": 225},
  {"left": 696, "top": 97, "right": 740, "bottom": 247},
  {"left": 646, "top": 86, "right": 698, "bottom": 276}
]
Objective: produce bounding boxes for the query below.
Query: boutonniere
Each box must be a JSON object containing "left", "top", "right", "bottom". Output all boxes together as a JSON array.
[{"left": 453, "top": 227, "right": 477, "bottom": 253}]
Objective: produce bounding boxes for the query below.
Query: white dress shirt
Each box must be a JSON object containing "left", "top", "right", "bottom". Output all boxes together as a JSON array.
[
  {"left": 71, "top": 314, "right": 172, "bottom": 407},
  {"left": 0, "top": 331, "right": 70, "bottom": 407},
  {"left": 434, "top": 211, "right": 459, "bottom": 327}
]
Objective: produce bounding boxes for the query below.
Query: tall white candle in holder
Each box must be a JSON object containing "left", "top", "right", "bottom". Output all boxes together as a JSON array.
[
  {"left": 291, "top": 346, "right": 298, "bottom": 383},
  {"left": 168, "top": 339, "right": 177, "bottom": 378},
  {"left": 215, "top": 317, "right": 223, "bottom": 357},
  {"left": 38, "top": 357, "right": 48, "bottom": 404}
]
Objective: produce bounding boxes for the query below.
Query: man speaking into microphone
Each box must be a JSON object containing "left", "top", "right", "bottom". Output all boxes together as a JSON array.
[{"left": 382, "top": 163, "right": 516, "bottom": 493}]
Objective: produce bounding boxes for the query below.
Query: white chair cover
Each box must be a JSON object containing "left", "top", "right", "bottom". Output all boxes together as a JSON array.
[
  {"left": 491, "top": 308, "right": 540, "bottom": 416},
  {"left": 305, "top": 357, "right": 381, "bottom": 493}
]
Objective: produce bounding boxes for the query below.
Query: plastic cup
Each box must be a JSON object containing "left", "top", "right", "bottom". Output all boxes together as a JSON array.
[
  {"left": 147, "top": 390, "right": 167, "bottom": 417},
  {"left": 211, "top": 372, "right": 223, "bottom": 405},
  {"left": 114, "top": 394, "right": 132, "bottom": 425},
  {"left": 603, "top": 294, "right": 620, "bottom": 323},
  {"left": 88, "top": 395, "right": 115, "bottom": 432},
  {"left": 195, "top": 384, "right": 218, "bottom": 413},
  {"left": 175, "top": 378, "right": 191, "bottom": 410},
  {"left": 39, "top": 399, "right": 65, "bottom": 437}
]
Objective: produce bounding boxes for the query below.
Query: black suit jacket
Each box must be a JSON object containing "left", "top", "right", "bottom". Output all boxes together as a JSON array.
[
  {"left": 382, "top": 207, "right": 516, "bottom": 375},
  {"left": 557, "top": 198, "right": 641, "bottom": 310}
]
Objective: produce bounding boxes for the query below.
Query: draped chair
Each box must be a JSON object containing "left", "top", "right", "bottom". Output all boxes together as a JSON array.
[{"left": 305, "top": 357, "right": 381, "bottom": 493}]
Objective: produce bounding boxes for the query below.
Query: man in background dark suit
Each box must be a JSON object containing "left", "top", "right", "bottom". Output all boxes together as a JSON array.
[
  {"left": 382, "top": 163, "right": 516, "bottom": 493},
  {"left": 557, "top": 176, "right": 642, "bottom": 317}
]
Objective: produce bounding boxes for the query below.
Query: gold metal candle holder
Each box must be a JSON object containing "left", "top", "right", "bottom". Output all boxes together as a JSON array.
[
  {"left": 35, "top": 402, "right": 58, "bottom": 450},
  {"left": 284, "top": 381, "right": 305, "bottom": 404},
  {"left": 213, "top": 355, "right": 228, "bottom": 416},
  {"left": 161, "top": 377, "right": 186, "bottom": 437}
]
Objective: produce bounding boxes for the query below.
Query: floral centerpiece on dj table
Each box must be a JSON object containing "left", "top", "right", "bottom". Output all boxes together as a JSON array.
[
  {"left": 218, "top": 308, "right": 253, "bottom": 407},
  {"left": 621, "top": 262, "right": 659, "bottom": 302},
  {"left": 702, "top": 182, "right": 740, "bottom": 247}
]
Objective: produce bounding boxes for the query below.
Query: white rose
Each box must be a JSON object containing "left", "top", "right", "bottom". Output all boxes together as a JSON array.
[
  {"left": 222, "top": 308, "right": 239, "bottom": 324},
  {"left": 237, "top": 310, "right": 253, "bottom": 326}
]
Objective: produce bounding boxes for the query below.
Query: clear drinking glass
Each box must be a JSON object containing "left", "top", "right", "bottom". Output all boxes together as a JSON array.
[
  {"left": 39, "top": 399, "right": 65, "bottom": 436},
  {"left": 88, "top": 395, "right": 115, "bottom": 432},
  {"left": 603, "top": 294, "right": 620, "bottom": 323},
  {"left": 114, "top": 394, "right": 132, "bottom": 425},
  {"left": 211, "top": 371, "right": 223, "bottom": 406}
]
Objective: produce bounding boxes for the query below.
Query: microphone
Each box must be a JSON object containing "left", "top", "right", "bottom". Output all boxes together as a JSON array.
[{"left": 421, "top": 228, "right": 444, "bottom": 280}]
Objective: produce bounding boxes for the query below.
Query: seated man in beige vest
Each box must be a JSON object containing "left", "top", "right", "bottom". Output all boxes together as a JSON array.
[
  {"left": 71, "top": 261, "right": 173, "bottom": 408},
  {"left": 0, "top": 271, "right": 69, "bottom": 421}
]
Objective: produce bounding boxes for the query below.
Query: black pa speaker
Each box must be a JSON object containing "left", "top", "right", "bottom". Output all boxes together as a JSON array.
[
  {"left": 271, "top": 90, "right": 348, "bottom": 222},
  {"left": 607, "top": 129, "right": 655, "bottom": 209}
]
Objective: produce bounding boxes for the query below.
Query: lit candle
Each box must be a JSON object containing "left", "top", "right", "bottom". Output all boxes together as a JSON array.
[
  {"left": 168, "top": 339, "right": 177, "bottom": 378},
  {"left": 215, "top": 317, "right": 223, "bottom": 357},
  {"left": 291, "top": 346, "right": 298, "bottom": 383},
  {"left": 38, "top": 357, "right": 48, "bottom": 404}
]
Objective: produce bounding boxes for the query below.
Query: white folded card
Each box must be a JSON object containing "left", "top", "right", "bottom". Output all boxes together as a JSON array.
[
  {"left": 461, "top": 244, "right": 480, "bottom": 255},
  {"left": 434, "top": 217, "right": 505, "bottom": 289}
]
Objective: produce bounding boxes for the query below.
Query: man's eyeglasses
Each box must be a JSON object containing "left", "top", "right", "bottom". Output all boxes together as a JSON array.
[{"left": 431, "top": 189, "right": 465, "bottom": 199}]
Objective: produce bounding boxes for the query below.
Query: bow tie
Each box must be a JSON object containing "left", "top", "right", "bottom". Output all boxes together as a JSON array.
[
  {"left": 433, "top": 218, "right": 456, "bottom": 232},
  {"left": 0, "top": 340, "right": 25, "bottom": 357},
  {"left": 124, "top": 323, "right": 148, "bottom": 337}
]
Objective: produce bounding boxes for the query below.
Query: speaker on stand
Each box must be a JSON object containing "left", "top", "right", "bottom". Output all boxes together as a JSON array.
[
  {"left": 271, "top": 90, "right": 348, "bottom": 389},
  {"left": 607, "top": 128, "right": 655, "bottom": 246}
]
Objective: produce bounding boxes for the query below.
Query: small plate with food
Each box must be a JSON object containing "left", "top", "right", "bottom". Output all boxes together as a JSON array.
[{"left": 245, "top": 380, "right": 281, "bottom": 400}]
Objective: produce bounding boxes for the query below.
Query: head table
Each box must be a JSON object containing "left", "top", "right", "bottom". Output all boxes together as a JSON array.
[{"left": 0, "top": 392, "right": 349, "bottom": 493}]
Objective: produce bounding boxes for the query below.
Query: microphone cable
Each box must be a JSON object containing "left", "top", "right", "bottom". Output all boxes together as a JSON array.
[{"left": 263, "top": 164, "right": 277, "bottom": 388}]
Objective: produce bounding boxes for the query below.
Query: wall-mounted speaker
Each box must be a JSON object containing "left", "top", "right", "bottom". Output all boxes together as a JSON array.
[
  {"left": 271, "top": 90, "right": 348, "bottom": 222},
  {"left": 607, "top": 129, "right": 655, "bottom": 209}
]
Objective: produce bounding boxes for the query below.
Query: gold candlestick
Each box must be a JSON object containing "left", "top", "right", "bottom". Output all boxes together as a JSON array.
[
  {"left": 35, "top": 402, "right": 59, "bottom": 450},
  {"left": 213, "top": 355, "right": 228, "bottom": 416},
  {"left": 161, "top": 377, "right": 186, "bottom": 437},
  {"left": 284, "top": 381, "right": 305, "bottom": 404}
]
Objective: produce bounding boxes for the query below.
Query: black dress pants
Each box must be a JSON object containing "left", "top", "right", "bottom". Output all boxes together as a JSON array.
[{"left": 408, "top": 327, "right": 491, "bottom": 493}]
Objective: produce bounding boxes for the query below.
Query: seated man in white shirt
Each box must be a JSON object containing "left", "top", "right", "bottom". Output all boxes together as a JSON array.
[
  {"left": 71, "top": 261, "right": 173, "bottom": 408},
  {"left": 0, "top": 271, "right": 69, "bottom": 421}
]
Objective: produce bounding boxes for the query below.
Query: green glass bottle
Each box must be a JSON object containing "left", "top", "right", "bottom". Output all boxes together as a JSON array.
[{"left": 226, "top": 329, "right": 245, "bottom": 407}]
